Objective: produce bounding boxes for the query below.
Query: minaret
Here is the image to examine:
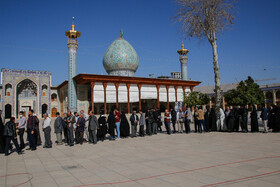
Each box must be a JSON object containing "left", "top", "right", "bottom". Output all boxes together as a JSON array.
[
  {"left": 65, "top": 17, "right": 81, "bottom": 112},
  {"left": 177, "top": 43, "right": 189, "bottom": 80}
]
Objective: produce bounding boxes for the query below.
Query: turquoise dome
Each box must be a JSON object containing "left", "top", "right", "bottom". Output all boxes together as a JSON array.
[{"left": 103, "top": 36, "right": 139, "bottom": 76}]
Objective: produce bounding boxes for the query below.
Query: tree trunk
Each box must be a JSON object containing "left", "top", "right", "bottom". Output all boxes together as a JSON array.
[{"left": 211, "top": 39, "right": 222, "bottom": 120}]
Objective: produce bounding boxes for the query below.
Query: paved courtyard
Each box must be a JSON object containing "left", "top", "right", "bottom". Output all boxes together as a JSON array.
[{"left": 1, "top": 122, "right": 280, "bottom": 187}]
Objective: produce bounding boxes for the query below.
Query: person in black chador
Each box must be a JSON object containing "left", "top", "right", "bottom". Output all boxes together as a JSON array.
[
  {"left": 250, "top": 105, "right": 259, "bottom": 132},
  {"left": 241, "top": 106, "right": 248, "bottom": 132},
  {"left": 0, "top": 110, "right": 5, "bottom": 154},
  {"left": 204, "top": 108, "right": 210, "bottom": 132},
  {"left": 107, "top": 111, "right": 115, "bottom": 140},
  {"left": 233, "top": 107, "right": 242, "bottom": 132},
  {"left": 97, "top": 111, "right": 107, "bottom": 141},
  {"left": 120, "top": 112, "right": 130, "bottom": 138},
  {"left": 209, "top": 108, "right": 217, "bottom": 131},
  {"left": 270, "top": 105, "right": 280, "bottom": 132},
  {"left": 225, "top": 107, "right": 235, "bottom": 132},
  {"left": 156, "top": 108, "right": 162, "bottom": 132}
]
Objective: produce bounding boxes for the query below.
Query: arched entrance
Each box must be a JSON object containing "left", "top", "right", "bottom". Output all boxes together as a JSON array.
[
  {"left": 5, "top": 104, "right": 12, "bottom": 119},
  {"left": 16, "top": 79, "right": 37, "bottom": 118},
  {"left": 42, "top": 104, "right": 48, "bottom": 117},
  {"left": 51, "top": 108, "right": 57, "bottom": 117}
]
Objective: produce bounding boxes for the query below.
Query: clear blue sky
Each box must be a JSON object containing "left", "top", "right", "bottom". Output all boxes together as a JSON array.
[{"left": 0, "top": 0, "right": 279, "bottom": 86}]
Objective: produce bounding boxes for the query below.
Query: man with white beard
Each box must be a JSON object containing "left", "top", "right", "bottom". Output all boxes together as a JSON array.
[{"left": 80, "top": 110, "right": 89, "bottom": 142}]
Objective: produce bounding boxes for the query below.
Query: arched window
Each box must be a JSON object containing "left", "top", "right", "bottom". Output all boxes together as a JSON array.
[
  {"left": 51, "top": 108, "right": 57, "bottom": 117},
  {"left": 42, "top": 104, "right": 48, "bottom": 117},
  {"left": 5, "top": 104, "right": 12, "bottom": 119},
  {"left": 5, "top": 84, "right": 12, "bottom": 96},
  {"left": 51, "top": 93, "right": 57, "bottom": 101},
  {"left": 42, "top": 85, "right": 48, "bottom": 97}
]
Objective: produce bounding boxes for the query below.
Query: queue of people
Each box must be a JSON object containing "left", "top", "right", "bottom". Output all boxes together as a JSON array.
[{"left": 0, "top": 104, "right": 279, "bottom": 156}]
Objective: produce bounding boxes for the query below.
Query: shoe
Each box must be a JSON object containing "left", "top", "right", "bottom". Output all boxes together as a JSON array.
[
  {"left": 18, "top": 151, "right": 23, "bottom": 155},
  {"left": 31, "top": 148, "right": 36, "bottom": 151}
]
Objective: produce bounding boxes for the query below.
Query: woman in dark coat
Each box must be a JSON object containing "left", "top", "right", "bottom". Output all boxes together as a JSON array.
[
  {"left": 97, "top": 113, "right": 107, "bottom": 141},
  {"left": 209, "top": 108, "right": 217, "bottom": 131},
  {"left": 250, "top": 105, "right": 259, "bottom": 132},
  {"left": 120, "top": 112, "right": 130, "bottom": 138},
  {"left": 107, "top": 111, "right": 115, "bottom": 140},
  {"left": 204, "top": 108, "right": 210, "bottom": 132}
]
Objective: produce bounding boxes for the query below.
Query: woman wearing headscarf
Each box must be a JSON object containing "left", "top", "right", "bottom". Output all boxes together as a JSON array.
[
  {"left": 97, "top": 111, "right": 107, "bottom": 141},
  {"left": 250, "top": 105, "right": 259, "bottom": 132},
  {"left": 120, "top": 112, "right": 130, "bottom": 138},
  {"left": 107, "top": 111, "right": 115, "bottom": 140}
]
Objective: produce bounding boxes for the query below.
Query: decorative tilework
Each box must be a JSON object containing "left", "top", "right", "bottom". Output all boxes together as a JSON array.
[{"left": 103, "top": 36, "right": 139, "bottom": 76}]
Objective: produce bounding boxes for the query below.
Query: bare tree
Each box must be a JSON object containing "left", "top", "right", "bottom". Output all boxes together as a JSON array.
[{"left": 174, "top": 0, "right": 235, "bottom": 117}]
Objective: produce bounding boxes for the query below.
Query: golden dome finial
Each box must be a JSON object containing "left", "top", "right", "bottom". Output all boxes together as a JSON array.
[
  {"left": 65, "top": 17, "right": 81, "bottom": 39},
  {"left": 72, "top": 17, "right": 75, "bottom": 31},
  {"left": 177, "top": 42, "right": 189, "bottom": 55}
]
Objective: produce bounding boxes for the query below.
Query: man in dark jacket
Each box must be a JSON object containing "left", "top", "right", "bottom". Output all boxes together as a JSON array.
[
  {"left": 27, "top": 110, "right": 37, "bottom": 151},
  {"left": 145, "top": 109, "right": 153, "bottom": 136},
  {"left": 130, "top": 110, "right": 139, "bottom": 137},
  {"left": 171, "top": 108, "right": 177, "bottom": 133},
  {"left": 54, "top": 112, "right": 63, "bottom": 145},
  {"left": 66, "top": 111, "right": 75, "bottom": 146},
  {"left": 88, "top": 111, "right": 98, "bottom": 144},
  {"left": 4, "top": 117, "right": 23, "bottom": 156}
]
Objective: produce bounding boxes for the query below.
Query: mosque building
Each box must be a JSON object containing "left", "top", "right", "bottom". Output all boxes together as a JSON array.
[{"left": 0, "top": 18, "right": 201, "bottom": 118}]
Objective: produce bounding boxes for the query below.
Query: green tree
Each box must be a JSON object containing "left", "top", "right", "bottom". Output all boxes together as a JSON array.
[
  {"left": 224, "top": 76, "right": 265, "bottom": 106},
  {"left": 184, "top": 91, "right": 210, "bottom": 106}
]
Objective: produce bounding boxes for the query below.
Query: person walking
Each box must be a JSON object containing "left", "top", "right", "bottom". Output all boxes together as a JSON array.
[
  {"left": 130, "top": 110, "right": 139, "bottom": 138},
  {"left": 18, "top": 111, "right": 27, "bottom": 149},
  {"left": 54, "top": 112, "right": 63, "bottom": 145},
  {"left": 4, "top": 117, "right": 23, "bottom": 156},
  {"left": 76, "top": 113, "right": 85, "bottom": 144},
  {"left": 164, "top": 109, "right": 172, "bottom": 135},
  {"left": 66, "top": 111, "right": 75, "bottom": 146},
  {"left": 88, "top": 111, "right": 98, "bottom": 144},
  {"left": 139, "top": 110, "right": 145, "bottom": 137},
  {"left": 27, "top": 110, "right": 37, "bottom": 151},
  {"left": 114, "top": 108, "right": 121, "bottom": 139},
  {"left": 171, "top": 108, "right": 177, "bottom": 133},
  {"left": 177, "top": 108, "right": 184, "bottom": 133},
  {"left": 260, "top": 105, "right": 268, "bottom": 133},
  {"left": 42, "top": 113, "right": 52, "bottom": 148}
]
